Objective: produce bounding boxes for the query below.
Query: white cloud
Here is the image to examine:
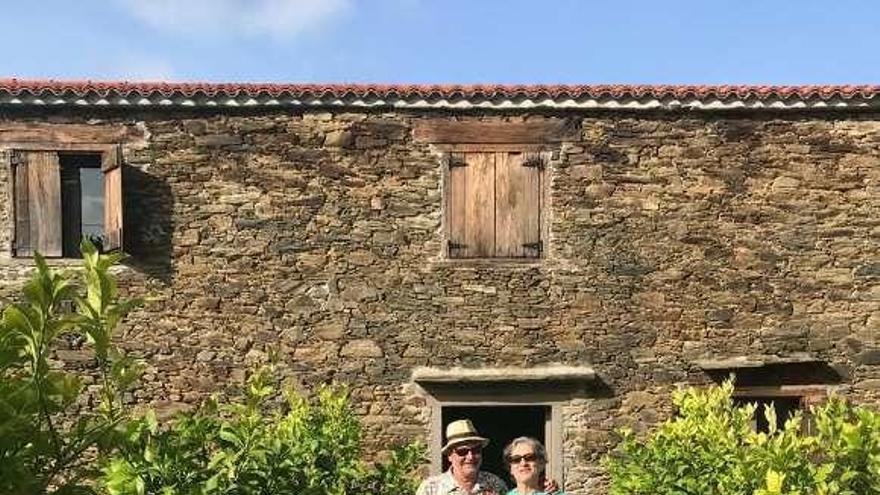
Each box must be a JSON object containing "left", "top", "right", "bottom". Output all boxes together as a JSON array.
[{"left": 116, "top": 0, "right": 351, "bottom": 41}]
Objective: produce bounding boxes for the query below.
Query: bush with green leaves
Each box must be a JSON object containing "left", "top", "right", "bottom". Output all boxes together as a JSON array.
[
  {"left": 605, "top": 381, "right": 880, "bottom": 495},
  {"left": 101, "top": 367, "right": 425, "bottom": 495},
  {"left": 0, "top": 240, "right": 423, "bottom": 495},
  {"left": 0, "top": 240, "right": 141, "bottom": 494}
]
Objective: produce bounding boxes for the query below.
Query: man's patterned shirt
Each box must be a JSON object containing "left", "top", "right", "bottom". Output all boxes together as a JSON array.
[{"left": 416, "top": 470, "right": 508, "bottom": 495}]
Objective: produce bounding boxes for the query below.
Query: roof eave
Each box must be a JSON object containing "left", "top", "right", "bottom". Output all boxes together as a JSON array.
[
  {"left": 1, "top": 80, "right": 878, "bottom": 110},
  {"left": 1, "top": 91, "right": 877, "bottom": 110}
]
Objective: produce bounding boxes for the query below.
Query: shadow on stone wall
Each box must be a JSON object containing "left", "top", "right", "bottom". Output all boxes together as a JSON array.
[{"left": 122, "top": 166, "right": 174, "bottom": 284}]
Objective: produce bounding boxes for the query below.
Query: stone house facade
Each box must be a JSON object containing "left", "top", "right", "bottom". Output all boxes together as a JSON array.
[{"left": 1, "top": 80, "right": 879, "bottom": 493}]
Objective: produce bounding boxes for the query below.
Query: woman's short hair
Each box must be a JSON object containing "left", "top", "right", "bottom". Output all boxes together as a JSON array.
[{"left": 502, "top": 436, "right": 547, "bottom": 464}]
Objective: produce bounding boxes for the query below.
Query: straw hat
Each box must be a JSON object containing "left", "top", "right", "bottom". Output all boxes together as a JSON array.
[{"left": 441, "top": 419, "right": 490, "bottom": 454}]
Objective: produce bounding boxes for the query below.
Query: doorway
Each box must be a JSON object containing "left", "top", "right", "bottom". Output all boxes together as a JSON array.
[{"left": 441, "top": 405, "right": 549, "bottom": 484}]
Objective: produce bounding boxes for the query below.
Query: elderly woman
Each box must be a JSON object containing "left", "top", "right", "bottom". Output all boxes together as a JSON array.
[{"left": 502, "top": 437, "right": 564, "bottom": 495}]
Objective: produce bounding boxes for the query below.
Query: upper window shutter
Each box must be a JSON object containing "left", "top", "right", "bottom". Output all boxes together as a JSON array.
[
  {"left": 495, "top": 151, "right": 543, "bottom": 258},
  {"left": 102, "top": 145, "right": 124, "bottom": 251},
  {"left": 463, "top": 152, "right": 495, "bottom": 258},
  {"left": 447, "top": 152, "right": 495, "bottom": 258},
  {"left": 24, "top": 151, "right": 63, "bottom": 257}
]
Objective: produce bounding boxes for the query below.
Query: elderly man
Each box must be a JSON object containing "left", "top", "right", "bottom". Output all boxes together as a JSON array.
[{"left": 416, "top": 419, "right": 558, "bottom": 495}]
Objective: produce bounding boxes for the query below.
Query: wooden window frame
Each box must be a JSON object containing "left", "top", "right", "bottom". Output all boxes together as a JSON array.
[
  {"left": 733, "top": 385, "right": 827, "bottom": 435},
  {"left": 439, "top": 143, "right": 551, "bottom": 261},
  {"left": 5, "top": 142, "right": 123, "bottom": 258},
  {"left": 0, "top": 123, "right": 134, "bottom": 258},
  {"left": 415, "top": 119, "right": 572, "bottom": 263}
]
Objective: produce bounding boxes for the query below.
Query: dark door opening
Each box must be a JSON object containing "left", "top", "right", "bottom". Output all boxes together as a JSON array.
[{"left": 442, "top": 405, "right": 548, "bottom": 484}]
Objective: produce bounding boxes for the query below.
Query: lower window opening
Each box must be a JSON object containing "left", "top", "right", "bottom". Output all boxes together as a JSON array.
[{"left": 734, "top": 396, "right": 802, "bottom": 433}]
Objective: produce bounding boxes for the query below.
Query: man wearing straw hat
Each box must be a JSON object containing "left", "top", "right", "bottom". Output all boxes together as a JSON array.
[{"left": 416, "top": 419, "right": 558, "bottom": 495}]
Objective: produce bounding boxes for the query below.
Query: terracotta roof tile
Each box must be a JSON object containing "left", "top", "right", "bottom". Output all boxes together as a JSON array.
[{"left": 1, "top": 79, "right": 878, "bottom": 109}]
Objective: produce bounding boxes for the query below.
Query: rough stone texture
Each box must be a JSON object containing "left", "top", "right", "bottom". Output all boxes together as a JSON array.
[{"left": 0, "top": 109, "right": 879, "bottom": 494}]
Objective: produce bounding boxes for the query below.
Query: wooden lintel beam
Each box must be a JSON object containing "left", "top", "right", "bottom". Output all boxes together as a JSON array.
[
  {"left": 413, "top": 119, "right": 577, "bottom": 144},
  {"left": 0, "top": 123, "right": 141, "bottom": 145}
]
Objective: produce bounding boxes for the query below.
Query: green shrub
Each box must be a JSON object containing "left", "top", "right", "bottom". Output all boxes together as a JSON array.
[
  {"left": 101, "top": 367, "right": 425, "bottom": 495},
  {"left": 605, "top": 381, "right": 880, "bottom": 495},
  {"left": 812, "top": 397, "right": 880, "bottom": 494},
  {"left": 0, "top": 240, "right": 141, "bottom": 494},
  {"left": 0, "top": 241, "right": 423, "bottom": 495}
]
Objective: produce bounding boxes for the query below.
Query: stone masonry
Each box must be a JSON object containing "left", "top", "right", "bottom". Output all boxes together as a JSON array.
[{"left": 0, "top": 103, "right": 878, "bottom": 494}]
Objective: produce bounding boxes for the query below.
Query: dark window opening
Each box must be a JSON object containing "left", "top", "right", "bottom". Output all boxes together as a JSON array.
[
  {"left": 734, "top": 396, "right": 801, "bottom": 433},
  {"left": 60, "top": 154, "right": 104, "bottom": 257},
  {"left": 441, "top": 405, "right": 547, "bottom": 485}
]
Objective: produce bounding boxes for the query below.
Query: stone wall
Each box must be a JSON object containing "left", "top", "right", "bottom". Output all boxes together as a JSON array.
[{"left": 0, "top": 108, "right": 878, "bottom": 494}]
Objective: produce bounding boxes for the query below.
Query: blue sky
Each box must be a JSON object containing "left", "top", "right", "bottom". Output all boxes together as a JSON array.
[{"left": 3, "top": 0, "right": 878, "bottom": 84}]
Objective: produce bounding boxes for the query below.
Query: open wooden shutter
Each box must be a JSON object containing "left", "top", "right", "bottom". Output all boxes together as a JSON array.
[
  {"left": 495, "top": 151, "right": 543, "bottom": 258},
  {"left": 21, "top": 151, "right": 64, "bottom": 257},
  {"left": 102, "top": 145, "right": 123, "bottom": 251},
  {"left": 12, "top": 151, "right": 31, "bottom": 256}
]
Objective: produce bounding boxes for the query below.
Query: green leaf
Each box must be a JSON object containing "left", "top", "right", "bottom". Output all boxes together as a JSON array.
[
  {"left": 219, "top": 428, "right": 241, "bottom": 446},
  {"left": 765, "top": 469, "right": 785, "bottom": 493}
]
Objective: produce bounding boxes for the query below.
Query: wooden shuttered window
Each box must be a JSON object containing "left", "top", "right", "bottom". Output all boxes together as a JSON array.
[
  {"left": 446, "top": 151, "right": 545, "bottom": 259},
  {"left": 12, "top": 148, "right": 124, "bottom": 257}
]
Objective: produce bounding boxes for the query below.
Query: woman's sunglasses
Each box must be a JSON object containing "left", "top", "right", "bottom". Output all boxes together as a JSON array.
[{"left": 507, "top": 453, "right": 539, "bottom": 464}]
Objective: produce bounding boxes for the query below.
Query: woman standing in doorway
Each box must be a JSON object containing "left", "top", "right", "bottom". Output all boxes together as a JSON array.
[{"left": 503, "top": 437, "right": 565, "bottom": 495}]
